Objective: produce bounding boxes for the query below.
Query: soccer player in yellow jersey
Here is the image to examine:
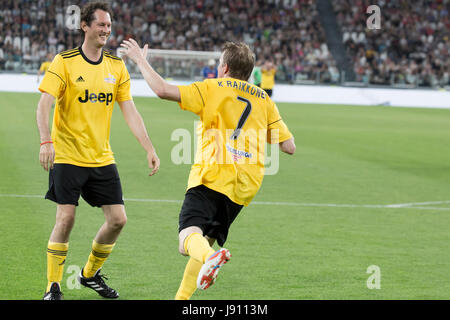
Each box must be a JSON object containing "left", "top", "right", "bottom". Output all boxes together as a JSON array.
[
  {"left": 37, "top": 2, "right": 160, "bottom": 300},
  {"left": 37, "top": 53, "right": 54, "bottom": 83},
  {"left": 121, "top": 38, "right": 295, "bottom": 299},
  {"left": 261, "top": 58, "right": 277, "bottom": 97}
]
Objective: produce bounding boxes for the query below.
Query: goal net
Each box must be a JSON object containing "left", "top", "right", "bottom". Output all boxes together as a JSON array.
[{"left": 116, "top": 48, "right": 222, "bottom": 81}]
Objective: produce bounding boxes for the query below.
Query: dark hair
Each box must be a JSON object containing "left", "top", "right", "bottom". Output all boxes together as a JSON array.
[
  {"left": 80, "top": 1, "right": 113, "bottom": 30},
  {"left": 222, "top": 42, "right": 255, "bottom": 81}
]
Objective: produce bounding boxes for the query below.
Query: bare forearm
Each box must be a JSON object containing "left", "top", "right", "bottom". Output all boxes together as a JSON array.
[
  {"left": 128, "top": 113, "right": 155, "bottom": 153},
  {"left": 36, "top": 94, "right": 54, "bottom": 142},
  {"left": 119, "top": 98, "right": 160, "bottom": 175},
  {"left": 121, "top": 39, "right": 180, "bottom": 101},
  {"left": 37, "top": 110, "right": 51, "bottom": 141},
  {"left": 135, "top": 56, "right": 180, "bottom": 102},
  {"left": 136, "top": 56, "right": 169, "bottom": 99},
  {"left": 37, "top": 93, "right": 56, "bottom": 171},
  {"left": 120, "top": 101, "right": 155, "bottom": 153}
]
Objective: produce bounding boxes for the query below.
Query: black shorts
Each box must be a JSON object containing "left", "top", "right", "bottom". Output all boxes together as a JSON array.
[
  {"left": 263, "top": 89, "right": 273, "bottom": 97},
  {"left": 45, "top": 163, "right": 124, "bottom": 207},
  {"left": 178, "top": 185, "right": 243, "bottom": 247}
]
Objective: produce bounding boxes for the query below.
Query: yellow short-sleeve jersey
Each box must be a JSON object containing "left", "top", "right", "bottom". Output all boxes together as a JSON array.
[
  {"left": 38, "top": 47, "right": 132, "bottom": 167},
  {"left": 261, "top": 68, "right": 276, "bottom": 90},
  {"left": 178, "top": 78, "right": 292, "bottom": 206},
  {"left": 39, "top": 61, "right": 51, "bottom": 73}
]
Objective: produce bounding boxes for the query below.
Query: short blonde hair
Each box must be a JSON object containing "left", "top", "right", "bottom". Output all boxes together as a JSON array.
[{"left": 222, "top": 42, "right": 255, "bottom": 81}]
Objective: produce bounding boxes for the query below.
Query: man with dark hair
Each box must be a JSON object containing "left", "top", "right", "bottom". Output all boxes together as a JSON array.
[
  {"left": 121, "top": 38, "right": 295, "bottom": 299},
  {"left": 79, "top": 1, "right": 113, "bottom": 31},
  {"left": 37, "top": 2, "right": 160, "bottom": 300}
]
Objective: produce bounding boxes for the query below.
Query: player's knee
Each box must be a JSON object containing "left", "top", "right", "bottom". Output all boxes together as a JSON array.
[
  {"left": 178, "top": 227, "right": 202, "bottom": 256},
  {"left": 178, "top": 239, "right": 188, "bottom": 256},
  {"left": 109, "top": 215, "right": 127, "bottom": 231},
  {"left": 103, "top": 205, "right": 127, "bottom": 230}
]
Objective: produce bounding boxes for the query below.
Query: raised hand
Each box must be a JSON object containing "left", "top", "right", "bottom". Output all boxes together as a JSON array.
[{"left": 120, "top": 38, "right": 148, "bottom": 64}]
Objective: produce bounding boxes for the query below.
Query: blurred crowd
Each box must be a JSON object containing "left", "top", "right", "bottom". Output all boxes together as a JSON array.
[
  {"left": 1, "top": 0, "right": 448, "bottom": 87},
  {"left": 0, "top": 0, "right": 337, "bottom": 84},
  {"left": 334, "top": 0, "right": 449, "bottom": 87}
]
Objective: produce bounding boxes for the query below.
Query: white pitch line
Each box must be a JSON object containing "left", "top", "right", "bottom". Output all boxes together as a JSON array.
[
  {"left": 251, "top": 201, "right": 450, "bottom": 211},
  {"left": 401, "top": 206, "right": 450, "bottom": 211},
  {"left": 0, "top": 194, "right": 43, "bottom": 198},
  {"left": 1, "top": 194, "right": 450, "bottom": 211},
  {"left": 252, "top": 201, "right": 384, "bottom": 208},
  {"left": 386, "top": 200, "right": 450, "bottom": 208}
]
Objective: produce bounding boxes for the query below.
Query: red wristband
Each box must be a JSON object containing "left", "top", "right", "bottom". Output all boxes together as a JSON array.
[{"left": 40, "top": 141, "right": 53, "bottom": 146}]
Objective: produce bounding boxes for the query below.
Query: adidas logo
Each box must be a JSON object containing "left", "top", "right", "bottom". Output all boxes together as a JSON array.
[{"left": 76, "top": 76, "right": 85, "bottom": 82}]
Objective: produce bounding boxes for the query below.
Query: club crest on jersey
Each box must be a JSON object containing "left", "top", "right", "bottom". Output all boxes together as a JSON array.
[
  {"left": 78, "top": 89, "right": 113, "bottom": 106},
  {"left": 104, "top": 73, "right": 116, "bottom": 84}
]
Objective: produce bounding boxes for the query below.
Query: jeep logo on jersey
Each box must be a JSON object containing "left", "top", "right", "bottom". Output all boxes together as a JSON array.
[{"left": 78, "top": 89, "right": 113, "bottom": 106}]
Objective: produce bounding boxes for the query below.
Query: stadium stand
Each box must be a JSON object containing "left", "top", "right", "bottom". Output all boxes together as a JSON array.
[
  {"left": 0, "top": 0, "right": 337, "bottom": 84},
  {"left": 0, "top": 0, "right": 448, "bottom": 87},
  {"left": 333, "top": 0, "right": 449, "bottom": 87}
]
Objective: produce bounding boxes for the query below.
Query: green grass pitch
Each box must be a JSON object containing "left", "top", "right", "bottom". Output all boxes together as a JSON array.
[{"left": 0, "top": 91, "right": 449, "bottom": 300}]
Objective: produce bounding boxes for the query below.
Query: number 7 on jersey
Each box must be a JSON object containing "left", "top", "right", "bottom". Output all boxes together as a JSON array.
[{"left": 230, "top": 96, "right": 252, "bottom": 140}]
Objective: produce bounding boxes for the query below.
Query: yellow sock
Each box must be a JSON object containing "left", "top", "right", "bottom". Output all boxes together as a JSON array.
[
  {"left": 82, "top": 241, "right": 115, "bottom": 278},
  {"left": 184, "top": 233, "right": 215, "bottom": 264},
  {"left": 175, "top": 258, "right": 203, "bottom": 300},
  {"left": 46, "top": 241, "right": 69, "bottom": 292}
]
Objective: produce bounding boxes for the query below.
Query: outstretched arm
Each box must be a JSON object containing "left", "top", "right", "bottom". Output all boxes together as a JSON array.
[
  {"left": 36, "top": 92, "right": 56, "bottom": 171},
  {"left": 121, "top": 39, "right": 181, "bottom": 102},
  {"left": 118, "top": 99, "right": 160, "bottom": 176}
]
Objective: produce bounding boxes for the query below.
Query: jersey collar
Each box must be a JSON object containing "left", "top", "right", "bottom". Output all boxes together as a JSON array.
[{"left": 79, "top": 46, "right": 103, "bottom": 65}]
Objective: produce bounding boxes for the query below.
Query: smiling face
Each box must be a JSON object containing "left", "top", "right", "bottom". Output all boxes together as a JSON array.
[{"left": 81, "top": 9, "right": 111, "bottom": 49}]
